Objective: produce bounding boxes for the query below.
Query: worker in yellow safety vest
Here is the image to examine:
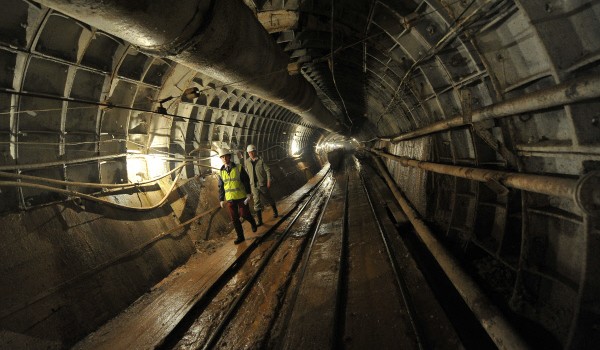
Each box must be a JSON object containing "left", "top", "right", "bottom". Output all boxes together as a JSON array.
[{"left": 217, "top": 148, "right": 257, "bottom": 244}]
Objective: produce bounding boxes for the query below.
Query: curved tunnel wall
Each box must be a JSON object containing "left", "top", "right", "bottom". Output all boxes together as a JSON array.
[
  {"left": 0, "top": 1, "right": 325, "bottom": 345},
  {"left": 0, "top": 0, "right": 599, "bottom": 348},
  {"left": 34, "top": 0, "right": 345, "bottom": 133}
]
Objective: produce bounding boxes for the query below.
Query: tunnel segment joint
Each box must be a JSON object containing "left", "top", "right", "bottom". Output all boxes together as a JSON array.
[{"left": 575, "top": 171, "right": 600, "bottom": 216}]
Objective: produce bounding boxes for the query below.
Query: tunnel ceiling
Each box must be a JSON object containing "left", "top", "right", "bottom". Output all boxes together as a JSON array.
[{"left": 250, "top": 0, "right": 597, "bottom": 139}]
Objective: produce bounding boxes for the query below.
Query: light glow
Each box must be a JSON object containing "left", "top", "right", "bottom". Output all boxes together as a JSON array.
[
  {"left": 291, "top": 138, "right": 301, "bottom": 155},
  {"left": 126, "top": 157, "right": 147, "bottom": 183},
  {"left": 210, "top": 150, "right": 222, "bottom": 172},
  {"left": 126, "top": 154, "right": 168, "bottom": 183}
]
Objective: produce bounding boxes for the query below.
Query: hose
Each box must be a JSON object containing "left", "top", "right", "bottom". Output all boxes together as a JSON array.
[
  {"left": 0, "top": 166, "right": 184, "bottom": 211},
  {"left": 0, "top": 163, "right": 187, "bottom": 189}
]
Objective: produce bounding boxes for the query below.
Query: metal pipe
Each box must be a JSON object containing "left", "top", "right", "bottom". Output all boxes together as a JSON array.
[
  {"left": 36, "top": 0, "right": 344, "bottom": 133},
  {"left": 0, "top": 166, "right": 183, "bottom": 211},
  {"left": 0, "top": 153, "right": 128, "bottom": 171},
  {"left": 370, "top": 155, "right": 529, "bottom": 350},
  {"left": 390, "top": 74, "right": 600, "bottom": 143},
  {"left": 369, "top": 148, "right": 578, "bottom": 200}
]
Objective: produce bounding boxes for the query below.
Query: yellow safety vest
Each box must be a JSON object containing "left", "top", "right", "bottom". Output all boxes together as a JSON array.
[{"left": 220, "top": 164, "right": 247, "bottom": 201}]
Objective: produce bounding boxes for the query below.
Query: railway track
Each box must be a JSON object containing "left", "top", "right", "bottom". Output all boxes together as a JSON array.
[{"left": 159, "top": 153, "right": 491, "bottom": 349}]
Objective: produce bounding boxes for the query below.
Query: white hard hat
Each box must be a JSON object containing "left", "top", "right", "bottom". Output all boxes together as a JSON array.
[
  {"left": 246, "top": 144, "right": 257, "bottom": 152},
  {"left": 218, "top": 148, "right": 231, "bottom": 157}
]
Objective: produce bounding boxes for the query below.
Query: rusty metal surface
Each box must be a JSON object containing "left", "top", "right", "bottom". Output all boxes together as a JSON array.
[
  {"left": 370, "top": 148, "right": 580, "bottom": 201},
  {"left": 371, "top": 154, "right": 529, "bottom": 350},
  {"left": 391, "top": 74, "right": 600, "bottom": 143}
]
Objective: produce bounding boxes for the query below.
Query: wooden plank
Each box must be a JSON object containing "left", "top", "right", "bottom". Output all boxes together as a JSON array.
[{"left": 74, "top": 245, "right": 240, "bottom": 350}]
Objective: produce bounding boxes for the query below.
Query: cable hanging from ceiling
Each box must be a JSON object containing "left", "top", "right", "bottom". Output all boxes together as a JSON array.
[
  {"left": 0, "top": 156, "right": 221, "bottom": 211},
  {"left": 329, "top": 0, "right": 353, "bottom": 132},
  {"left": 373, "top": 0, "right": 497, "bottom": 129},
  {"left": 0, "top": 64, "right": 306, "bottom": 129},
  {"left": 0, "top": 89, "right": 258, "bottom": 131}
]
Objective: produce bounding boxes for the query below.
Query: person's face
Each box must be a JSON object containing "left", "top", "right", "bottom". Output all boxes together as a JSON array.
[
  {"left": 220, "top": 154, "right": 231, "bottom": 165},
  {"left": 248, "top": 150, "right": 257, "bottom": 159}
]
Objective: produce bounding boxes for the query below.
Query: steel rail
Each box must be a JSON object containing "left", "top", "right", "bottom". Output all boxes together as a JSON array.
[
  {"left": 279, "top": 175, "right": 339, "bottom": 349},
  {"left": 359, "top": 169, "right": 426, "bottom": 350},
  {"left": 200, "top": 170, "right": 334, "bottom": 350},
  {"left": 333, "top": 171, "right": 350, "bottom": 349},
  {"left": 381, "top": 73, "right": 600, "bottom": 143},
  {"left": 371, "top": 155, "right": 529, "bottom": 350}
]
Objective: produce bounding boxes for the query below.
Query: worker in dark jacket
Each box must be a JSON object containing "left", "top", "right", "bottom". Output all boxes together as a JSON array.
[
  {"left": 244, "top": 144, "right": 278, "bottom": 226},
  {"left": 217, "top": 148, "right": 257, "bottom": 244}
]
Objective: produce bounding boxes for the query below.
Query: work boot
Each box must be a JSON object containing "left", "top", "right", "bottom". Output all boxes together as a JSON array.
[
  {"left": 249, "top": 217, "right": 258, "bottom": 232},
  {"left": 234, "top": 227, "right": 245, "bottom": 244},
  {"left": 256, "top": 210, "right": 263, "bottom": 226},
  {"left": 272, "top": 205, "right": 279, "bottom": 218}
]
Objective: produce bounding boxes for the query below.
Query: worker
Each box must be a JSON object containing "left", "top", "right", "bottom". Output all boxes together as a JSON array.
[
  {"left": 244, "top": 144, "right": 278, "bottom": 226},
  {"left": 217, "top": 148, "right": 257, "bottom": 244}
]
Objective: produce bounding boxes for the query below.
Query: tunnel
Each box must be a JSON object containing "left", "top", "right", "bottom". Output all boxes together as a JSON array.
[{"left": 0, "top": 0, "right": 599, "bottom": 349}]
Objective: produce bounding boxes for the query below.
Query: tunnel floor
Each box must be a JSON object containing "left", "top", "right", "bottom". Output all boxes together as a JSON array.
[{"left": 74, "top": 154, "right": 494, "bottom": 349}]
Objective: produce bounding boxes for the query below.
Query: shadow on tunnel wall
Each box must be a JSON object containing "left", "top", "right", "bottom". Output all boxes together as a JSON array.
[
  {"left": 327, "top": 148, "right": 351, "bottom": 172},
  {"left": 267, "top": 152, "right": 322, "bottom": 201}
]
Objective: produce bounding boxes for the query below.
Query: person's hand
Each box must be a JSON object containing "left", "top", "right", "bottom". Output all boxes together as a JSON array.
[
  {"left": 244, "top": 194, "right": 251, "bottom": 205},
  {"left": 220, "top": 201, "right": 225, "bottom": 208},
  {"left": 267, "top": 180, "right": 271, "bottom": 189}
]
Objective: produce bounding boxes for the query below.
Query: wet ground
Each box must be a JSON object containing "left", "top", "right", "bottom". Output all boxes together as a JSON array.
[{"left": 75, "top": 155, "right": 493, "bottom": 349}]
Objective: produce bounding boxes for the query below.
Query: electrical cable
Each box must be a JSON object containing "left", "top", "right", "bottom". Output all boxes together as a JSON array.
[
  {"left": 0, "top": 153, "right": 225, "bottom": 212},
  {"left": 0, "top": 162, "right": 188, "bottom": 189},
  {"left": 374, "top": 0, "right": 490, "bottom": 126},
  {"left": 0, "top": 105, "right": 98, "bottom": 116},
  {"left": 0, "top": 139, "right": 125, "bottom": 147},
  {"left": 0, "top": 89, "right": 256, "bottom": 131},
  {"left": 329, "top": 0, "right": 353, "bottom": 131},
  {"left": 0, "top": 153, "right": 130, "bottom": 171},
  {"left": 311, "top": 0, "right": 471, "bottom": 66},
  {"left": 0, "top": 166, "right": 183, "bottom": 211},
  {"left": 0, "top": 134, "right": 234, "bottom": 164},
  {"left": 0, "top": 146, "right": 214, "bottom": 171},
  {"left": 314, "top": 31, "right": 386, "bottom": 64}
]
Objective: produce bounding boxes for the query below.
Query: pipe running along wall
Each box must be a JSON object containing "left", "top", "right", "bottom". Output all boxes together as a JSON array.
[
  {"left": 35, "top": 0, "right": 344, "bottom": 133},
  {"left": 370, "top": 155, "right": 529, "bottom": 350},
  {"left": 369, "top": 148, "right": 600, "bottom": 215},
  {"left": 384, "top": 73, "right": 600, "bottom": 143}
]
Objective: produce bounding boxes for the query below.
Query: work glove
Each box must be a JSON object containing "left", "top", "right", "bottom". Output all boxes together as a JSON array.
[
  {"left": 244, "top": 194, "right": 251, "bottom": 205},
  {"left": 220, "top": 201, "right": 225, "bottom": 208}
]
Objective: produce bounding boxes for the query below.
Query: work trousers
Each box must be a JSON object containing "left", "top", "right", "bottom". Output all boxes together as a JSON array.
[
  {"left": 251, "top": 185, "right": 276, "bottom": 212},
  {"left": 226, "top": 199, "right": 254, "bottom": 237}
]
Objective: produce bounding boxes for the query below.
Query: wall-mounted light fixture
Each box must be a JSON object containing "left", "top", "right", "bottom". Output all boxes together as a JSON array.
[
  {"left": 154, "top": 87, "right": 201, "bottom": 114},
  {"left": 181, "top": 87, "right": 201, "bottom": 103}
]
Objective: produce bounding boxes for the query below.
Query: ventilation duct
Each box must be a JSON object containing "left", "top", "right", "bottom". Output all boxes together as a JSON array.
[{"left": 36, "top": 0, "right": 345, "bottom": 133}]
